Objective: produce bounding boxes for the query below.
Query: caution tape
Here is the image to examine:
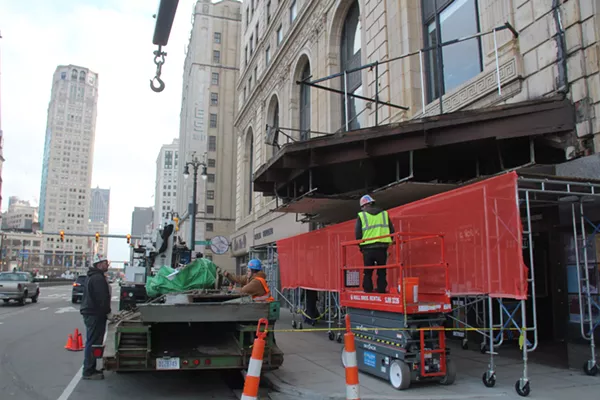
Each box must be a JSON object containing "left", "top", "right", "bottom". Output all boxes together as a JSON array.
[{"left": 264, "top": 326, "right": 522, "bottom": 333}]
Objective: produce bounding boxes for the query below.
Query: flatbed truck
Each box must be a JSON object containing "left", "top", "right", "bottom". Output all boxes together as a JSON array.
[{"left": 100, "top": 290, "right": 284, "bottom": 373}]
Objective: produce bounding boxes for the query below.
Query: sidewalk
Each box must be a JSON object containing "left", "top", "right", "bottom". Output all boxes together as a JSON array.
[{"left": 264, "top": 309, "right": 600, "bottom": 399}]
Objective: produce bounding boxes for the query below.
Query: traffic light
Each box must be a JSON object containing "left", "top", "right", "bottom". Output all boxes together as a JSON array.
[
  {"left": 126, "top": 234, "right": 131, "bottom": 244},
  {"left": 60, "top": 230, "right": 65, "bottom": 242},
  {"left": 173, "top": 217, "right": 179, "bottom": 232},
  {"left": 95, "top": 232, "right": 100, "bottom": 243}
]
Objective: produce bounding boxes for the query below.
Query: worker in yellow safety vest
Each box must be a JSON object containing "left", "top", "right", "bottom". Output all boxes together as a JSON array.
[
  {"left": 223, "top": 259, "right": 274, "bottom": 302},
  {"left": 355, "top": 195, "right": 395, "bottom": 293}
]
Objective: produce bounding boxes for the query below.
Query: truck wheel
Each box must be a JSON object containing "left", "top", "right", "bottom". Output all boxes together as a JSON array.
[
  {"left": 31, "top": 294, "right": 39, "bottom": 303},
  {"left": 3, "top": 299, "right": 9, "bottom": 304},
  {"left": 72, "top": 297, "right": 78, "bottom": 304},
  {"left": 18, "top": 293, "right": 26, "bottom": 306}
]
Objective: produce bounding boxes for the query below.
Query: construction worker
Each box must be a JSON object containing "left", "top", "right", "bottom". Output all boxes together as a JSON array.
[
  {"left": 223, "top": 259, "right": 274, "bottom": 302},
  {"left": 355, "top": 195, "right": 395, "bottom": 293},
  {"left": 80, "top": 254, "right": 112, "bottom": 380}
]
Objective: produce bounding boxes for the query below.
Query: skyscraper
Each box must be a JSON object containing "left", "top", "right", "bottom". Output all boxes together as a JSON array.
[
  {"left": 39, "top": 65, "right": 99, "bottom": 267},
  {"left": 176, "top": 0, "right": 240, "bottom": 271},
  {"left": 154, "top": 139, "right": 178, "bottom": 230},
  {"left": 90, "top": 187, "right": 110, "bottom": 224},
  {"left": 131, "top": 207, "right": 153, "bottom": 237}
]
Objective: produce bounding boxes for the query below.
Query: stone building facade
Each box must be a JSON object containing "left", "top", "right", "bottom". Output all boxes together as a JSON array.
[{"left": 232, "top": 0, "right": 600, "bottom": 267}]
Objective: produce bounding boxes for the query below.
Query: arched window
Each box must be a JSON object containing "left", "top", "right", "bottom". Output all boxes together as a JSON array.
[
  {"left": 266, "top": 95, "right": 280, "bottom": 160},
  {"left": 340, "top": 0, "right": 363, "bottom": 131},
  {"left": 299, "top": 63, "right": 311, "bottom": 141},
  {"left": 79, "top": 71, "right": 86, "bottom": 82},
  {"left": 71, "top": 69, "right": 78, "bottom": 79},
  {"left": 245, "top": 129, "right": 254, "bottom": 214}
]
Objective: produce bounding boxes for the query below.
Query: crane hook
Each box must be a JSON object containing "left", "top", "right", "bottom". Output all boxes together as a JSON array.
[{"left": 150, "top": 76, "right": 165, "bottom": 92}]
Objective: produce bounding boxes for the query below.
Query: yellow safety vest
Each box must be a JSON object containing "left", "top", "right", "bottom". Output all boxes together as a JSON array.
[{"left": 358, "top": 210, "right": 393, "bottom": 246}]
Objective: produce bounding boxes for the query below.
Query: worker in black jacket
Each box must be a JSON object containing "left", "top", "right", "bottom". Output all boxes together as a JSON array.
[
  {"left": 355, "top": 195, "right": 395, "bottom": 293},
  {"left": 80, "top": 254, "right": 112, "bottom": 380}
]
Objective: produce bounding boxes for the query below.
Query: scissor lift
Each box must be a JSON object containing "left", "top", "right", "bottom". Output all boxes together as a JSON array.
[{"left": 340, "top": 232, "right": 454, "bottom": 390}]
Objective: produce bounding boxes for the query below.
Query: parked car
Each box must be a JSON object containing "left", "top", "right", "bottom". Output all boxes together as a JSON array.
[
  {"left": 72, "top": 275, "right": 87, "bottom": 304},
  {"left": 0, "top": 272, "right": 40, "bottom": 305}
]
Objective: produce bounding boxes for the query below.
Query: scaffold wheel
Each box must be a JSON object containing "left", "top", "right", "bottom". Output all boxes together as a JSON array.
[
  {"left": 583, "top": 361, "right": 598, "bottom": 376},
  {"left": 461, "top": 338, "right": 468, "bottom": 350},
  {"left": 480, "top": 342, "right": 487, "bottom": 354},
  {"left": 515, "top": 380, "right": 531, "bottom": 397},
  {"left": 328, "top": 331, "right": 335, "bottom": 341},
  {"left": 298, "top": 321, "right": 303, "bottom": 330},
  {"left": 482, "top": 371, "right": 496, "bottom": 388},
  {"left": 336, "top": 332, "right": 343, "bottom": 343},
  {"left": 291, "top": 320, "right": 297, "bottom": 329}
]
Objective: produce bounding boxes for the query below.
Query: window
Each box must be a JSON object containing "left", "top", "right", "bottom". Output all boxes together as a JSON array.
[
  {"left": 210, "top": 92, "right": 219, "bottom": 105},
  {"left": 290, "top": 0, "right": 297, "bottom": 23},
  {"left": 267, "top": 1, "right": 271, "bottom": 23},
  {"left": 277, "top": 26, "right": 283, "bottom": 45},
  {"left": 211, "top": 72, "right": 220, "bottom": 85},
  {"left": 246, "top": 8, "right": 250, "bottom": 28},
  {"left": 265, "top": 46, "right": 271, "bottom": 65},
  {"left": 255, "top": 23, "right": 259, "bottom": 44},
  {"left": 206, "top": 205, "right": 214, "bottom": 214},
  {"left": 207, "top": 190, "right": 215, "bottom": 200},
  {"left": 214, "top": 32, "right": 221, "bottom": 43},
  {"left": 250, "top": 35, "right": 254, "bottom": 56},
  {"left": 340, "top": 0, "right": 363, "bottom": 131},
  {"left": 245, "top": 46, "right": 248, "bottom": 65},
  {"left": 209, "top": 136, "right": 217, "bottom": 151},
  {"left": 249, "top": 76, "right": 253, "bottom": 91},
  {"left": 208, "top": 158, "right": 216, "bottom": 167},
  {"left": 248, "top": 133, "right": 254, "bottom": 214},
  {"left": 207, "top": 174, "right": 215, "bottom": 183},
  {"left": 299, "top": 63, "right": 311, "bottom": 141},
  {"left": 210, "top": 113, "right": 218, "bottom": 128},
  {"left": 213, "top": 50, "right": 221, "bottom": 64},
  {"left": 60, "top": 72, "right": 67, "bottom": 80},
  {"left": 206, "top": 222, "right": 214, "bottom": 232},
  {"left": 254, "top": 66, "right": 258, "bottom": 81},
  {"left": 423, "top": 0, "right": 482, "bottom": 103}
]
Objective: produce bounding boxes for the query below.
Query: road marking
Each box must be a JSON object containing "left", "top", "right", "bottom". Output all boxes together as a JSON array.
[
  {"left": 55, "top": 306, "right": 78, "bottom": 314},
  {"left": 40, "top": 307, "right": 49, "bottom": 311},
  {"left": 57, "top": 366, "right": 82, "bottom": 400}
]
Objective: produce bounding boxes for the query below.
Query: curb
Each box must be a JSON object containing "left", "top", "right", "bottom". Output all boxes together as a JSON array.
[{"left": 263, "top": 371, "right": 511, "bottom": 400}]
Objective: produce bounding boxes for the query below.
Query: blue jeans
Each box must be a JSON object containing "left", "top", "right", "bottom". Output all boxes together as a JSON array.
[{"left": 82, "top": 315, "right": 107, "bottom": 376}]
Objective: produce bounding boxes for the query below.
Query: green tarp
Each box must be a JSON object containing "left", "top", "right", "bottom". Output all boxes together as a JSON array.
[{"left": 145, "top": 258, "right": 218, "bottom": 297}]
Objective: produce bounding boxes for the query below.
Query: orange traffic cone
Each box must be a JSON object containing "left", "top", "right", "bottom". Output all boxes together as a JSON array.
[
  {"left": 77, "top": 331, "right": 84, "bottom": 350},
  {"left": 241, "top": 318, "right": 269, "bottom": 400},
  {"left": 344, "top": 315, "right": 360, "bottom": 400},
  {"left": 64, "top": 334, "right": 74, "bottom": 350}
]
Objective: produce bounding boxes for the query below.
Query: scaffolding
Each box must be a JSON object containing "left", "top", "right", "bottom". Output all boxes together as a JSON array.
[{"left": 446, "top": 175, "right": 600, "bottom": 397}]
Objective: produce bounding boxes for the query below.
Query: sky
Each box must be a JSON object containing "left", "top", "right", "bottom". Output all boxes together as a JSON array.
[{"left": 0, "top": 0, "right": 198, "bottom": 261}]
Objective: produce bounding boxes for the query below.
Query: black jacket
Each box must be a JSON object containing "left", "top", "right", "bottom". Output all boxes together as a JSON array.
[
  {"left": 355, "top": 204, "right": 395, "bottom": 250},
  {"left": 80, "top": 267, "right": 111, "bottom": 316}
]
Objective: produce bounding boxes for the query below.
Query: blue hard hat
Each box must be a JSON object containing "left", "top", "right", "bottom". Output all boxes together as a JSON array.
[{"left": 248, "top": 259, "right": 262, "bottom": 271}]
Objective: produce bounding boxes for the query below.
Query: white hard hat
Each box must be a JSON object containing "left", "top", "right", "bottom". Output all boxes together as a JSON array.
[{"left": 93, "top": 253, "right": 108, "bottom": 265}]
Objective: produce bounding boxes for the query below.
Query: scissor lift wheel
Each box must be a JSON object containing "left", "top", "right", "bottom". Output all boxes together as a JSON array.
[
  {"left": 389, "top": 360, "right": 411, "bottom": 390},
  {"left": 439, "top": 359, "right": 457, "bottom": 385}
]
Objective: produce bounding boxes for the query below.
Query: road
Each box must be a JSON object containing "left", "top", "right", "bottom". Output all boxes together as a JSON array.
[{"left": 0, "top": 284, "right": 250, "bottom": 400}]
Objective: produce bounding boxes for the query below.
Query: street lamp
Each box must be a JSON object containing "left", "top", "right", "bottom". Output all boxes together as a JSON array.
[{"left": 183, "top": 152, "right": 208, "bottom": 252}]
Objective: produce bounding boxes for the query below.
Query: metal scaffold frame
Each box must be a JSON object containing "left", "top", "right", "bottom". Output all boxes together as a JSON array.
[{"left": 446, "top": 175, "right": 600, "bottom": 397}]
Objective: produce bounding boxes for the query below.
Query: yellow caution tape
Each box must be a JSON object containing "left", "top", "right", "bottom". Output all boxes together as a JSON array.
[{"left": 265, "top": 326, "right": 521, "bottom": 333}]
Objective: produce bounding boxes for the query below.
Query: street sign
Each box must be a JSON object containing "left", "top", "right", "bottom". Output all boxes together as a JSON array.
[
  {"left": 195, "top": 240, "right": 211, "bottom": 246},
  {"left": 19, "top": 250, "right": 29, "bottom": 260}
]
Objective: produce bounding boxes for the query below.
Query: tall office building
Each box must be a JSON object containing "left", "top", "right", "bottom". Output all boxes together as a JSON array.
[
  {"left": 176, "top": 0, "right": 240, "bottom": 271},
  {"left": 38, "top": 65, "right": 99, "bottom": 267},
  {"left": 0, "top": 31, "right": 4, "bottom": 216},
  {"left": 154, "top": 139, "right": 178, "bottom": 230},
  {"left": 131, "top": 207, "right": 153, "bottom": 237},
  {"left": 90, "top": 187, "right": 110, "bottom": 224}
]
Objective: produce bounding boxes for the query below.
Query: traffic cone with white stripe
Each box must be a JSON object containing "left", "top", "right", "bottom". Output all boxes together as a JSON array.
[
  {"left": 344, "top": 314, "right": 360, "bottom": 400},
  {"left": 241, "top": 318, "right": 269, "bottom": 400}
]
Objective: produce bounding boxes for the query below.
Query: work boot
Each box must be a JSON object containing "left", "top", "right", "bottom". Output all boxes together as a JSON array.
[{"left": 82, "top": 371, "right": 104, "bottom": 380}]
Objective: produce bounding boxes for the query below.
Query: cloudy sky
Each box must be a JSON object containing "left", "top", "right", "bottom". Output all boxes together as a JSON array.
[{"left": 0, "top": 0, "right": 198, "bottom": 261}]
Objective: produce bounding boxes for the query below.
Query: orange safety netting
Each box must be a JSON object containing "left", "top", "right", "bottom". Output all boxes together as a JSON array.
[{"left": 276, "top": 171, "right": 528, "bottom": 300}]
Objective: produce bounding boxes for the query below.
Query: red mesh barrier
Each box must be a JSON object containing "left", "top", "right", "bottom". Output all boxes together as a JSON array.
[{"left": 277, "top": 172, "right": 528, "bottom": 300}]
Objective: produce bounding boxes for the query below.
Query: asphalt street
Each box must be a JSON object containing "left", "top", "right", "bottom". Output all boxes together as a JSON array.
[{"left": 0, "top": 284, "right": 249, "bottom": 400}]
